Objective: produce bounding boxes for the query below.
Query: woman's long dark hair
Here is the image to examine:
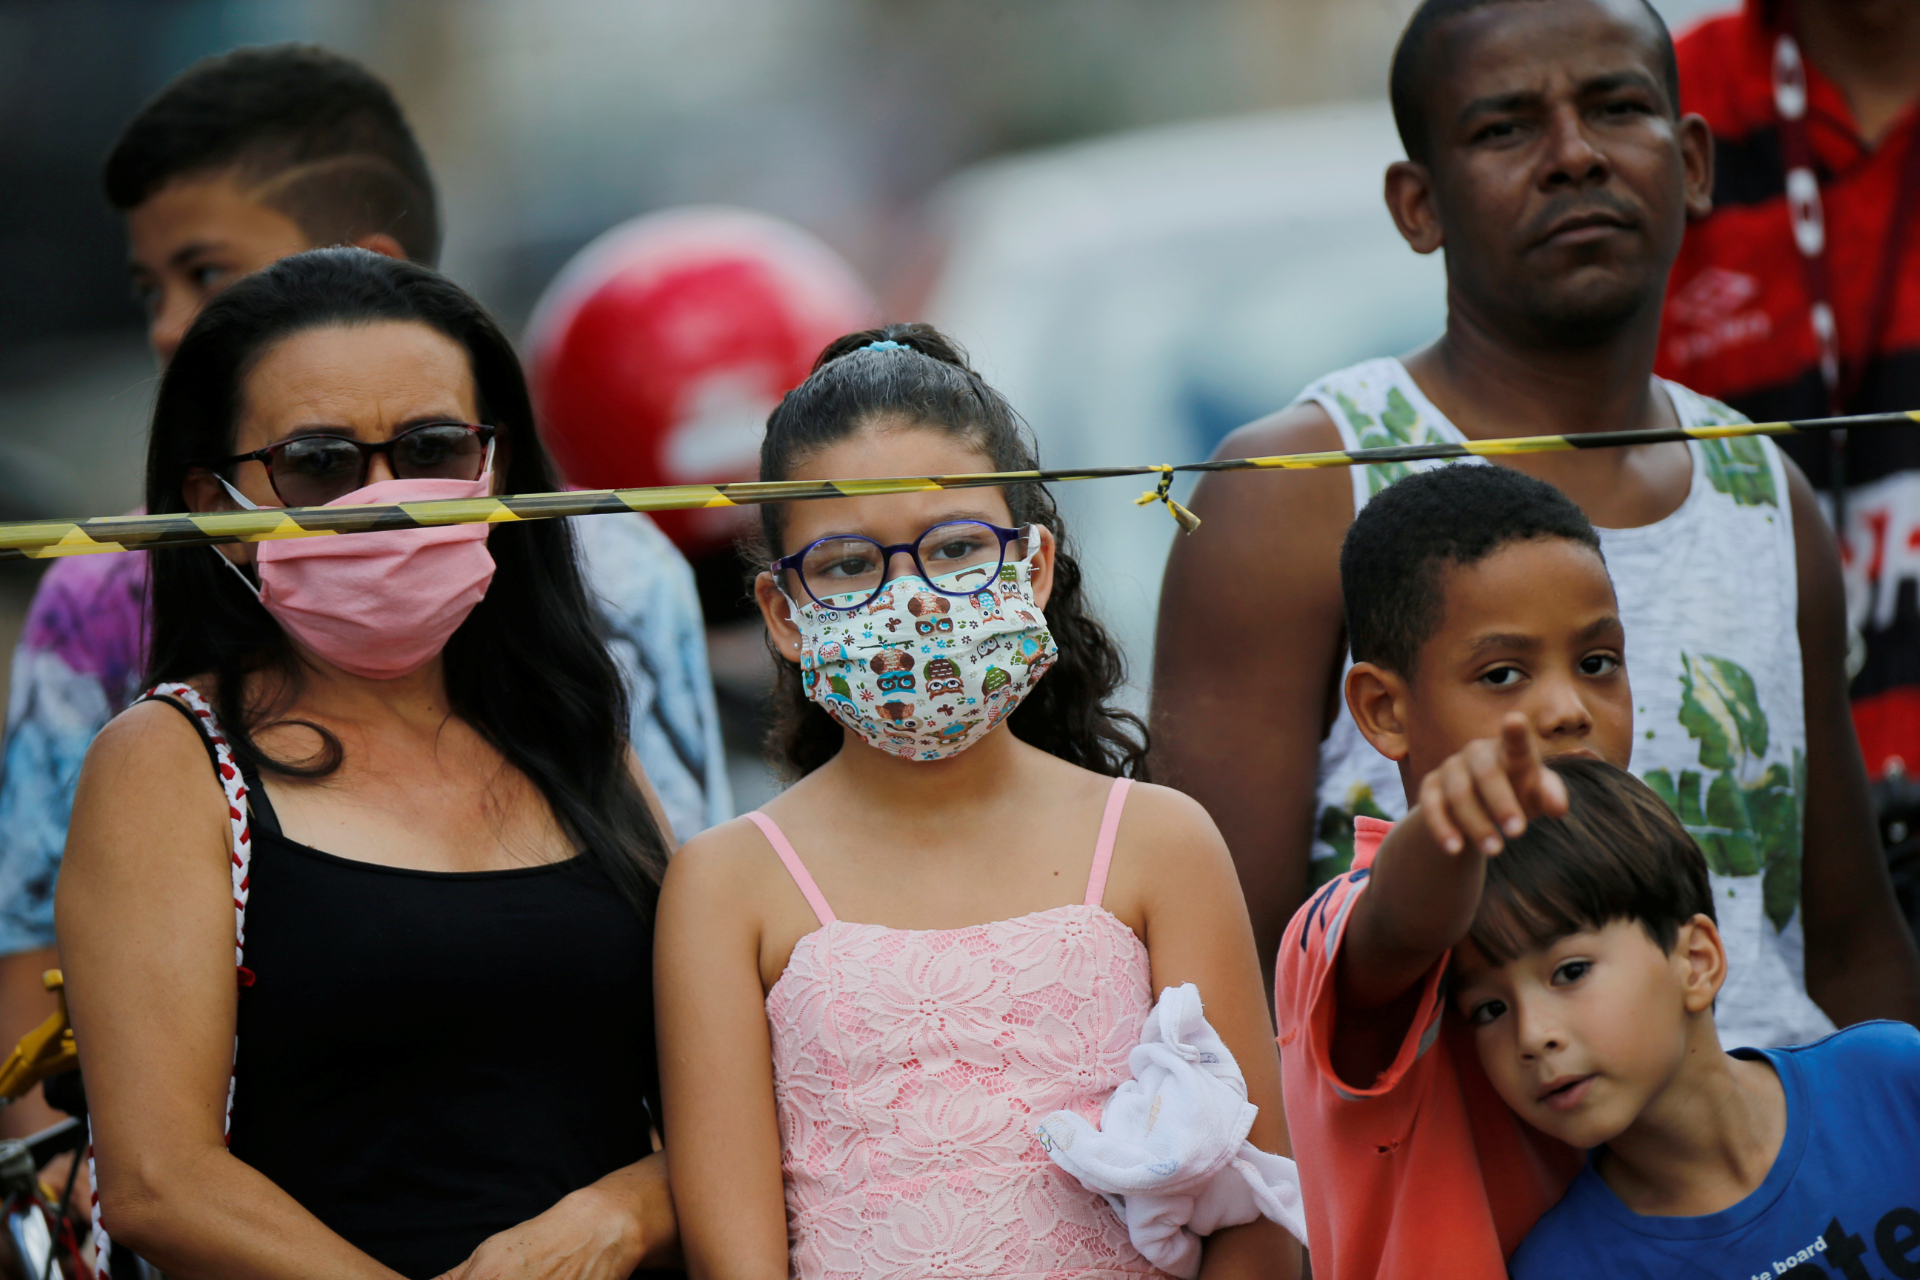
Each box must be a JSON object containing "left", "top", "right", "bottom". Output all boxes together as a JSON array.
[
  {"left": 146, "top": 247, "right": 668, "bottom": 912},
  {"left": 756, "top": 322, "right": 1149, "bottom": 780}
]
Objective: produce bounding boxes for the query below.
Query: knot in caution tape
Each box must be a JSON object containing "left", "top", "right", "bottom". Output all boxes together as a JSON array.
[{"left": 1134, "top": 466, "right": 1202, "bottom": 534}]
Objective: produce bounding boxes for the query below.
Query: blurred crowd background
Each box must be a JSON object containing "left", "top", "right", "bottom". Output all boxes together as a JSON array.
[{"left": 0, "top": 0, "right": 1725, "bottom": 802}]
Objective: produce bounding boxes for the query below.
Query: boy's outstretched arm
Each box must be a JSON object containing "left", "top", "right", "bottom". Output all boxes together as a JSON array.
[
  {"left": 1331, "top": 717, "right": 1567, "bottom": 1083},
  {"left": 1786, "top": 463, "right": 1920, "bottom": 1027}
]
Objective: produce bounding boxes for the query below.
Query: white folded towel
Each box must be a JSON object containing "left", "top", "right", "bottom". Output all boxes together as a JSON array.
[{"left": 1035, "top": 983, "right": 1308, "bottom": 1278}]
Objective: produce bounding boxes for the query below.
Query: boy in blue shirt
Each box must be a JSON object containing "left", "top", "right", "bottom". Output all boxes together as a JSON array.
[{"left": 1458, "top": 761, "right": 1920, "bottom": 1275}]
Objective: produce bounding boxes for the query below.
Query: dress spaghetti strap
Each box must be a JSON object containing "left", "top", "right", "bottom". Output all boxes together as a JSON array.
[
  {"left": 747, "top": 811, "right": 838, "bottom": 927},
  {"left": 1084, "top": 777, "right": 1132, "bottom": 908}
]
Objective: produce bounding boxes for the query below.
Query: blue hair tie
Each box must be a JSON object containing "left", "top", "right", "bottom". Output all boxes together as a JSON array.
[{"left": 864, "top": 339, "right": 907, "bottom": 352}]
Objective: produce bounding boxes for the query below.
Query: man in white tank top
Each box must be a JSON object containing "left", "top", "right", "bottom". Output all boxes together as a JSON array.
[{"left": 1151, "top": 0, "right": 1920, "bottom": 1049}]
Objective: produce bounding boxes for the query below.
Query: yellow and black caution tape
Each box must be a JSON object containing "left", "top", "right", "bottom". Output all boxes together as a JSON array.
[{"left": 2, "top": 409, "right": 1912, "bottom": 560}]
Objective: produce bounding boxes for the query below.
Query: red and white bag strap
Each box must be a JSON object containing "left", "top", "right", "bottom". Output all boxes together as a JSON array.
[
  {"left": 89, "top": 681, "right": 253, "bottom": 1277},
  {"left": 141, "top": 681, "right": 253, "bottom": 1120}
]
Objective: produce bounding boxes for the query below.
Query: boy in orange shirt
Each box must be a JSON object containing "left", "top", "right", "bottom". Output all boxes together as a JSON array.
[{"left": 1275, "top": 462, "right": 1614, "bottom": 1277}]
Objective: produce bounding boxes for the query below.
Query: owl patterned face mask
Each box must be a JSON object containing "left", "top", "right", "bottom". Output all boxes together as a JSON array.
[{"left": 786, "top": 530, "right": 1058, "bottom": 760}]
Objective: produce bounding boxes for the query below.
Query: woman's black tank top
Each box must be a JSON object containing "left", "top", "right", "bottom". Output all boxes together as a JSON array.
[{"left": 160, "top": 699, "right": 659, "bottom": 1279}]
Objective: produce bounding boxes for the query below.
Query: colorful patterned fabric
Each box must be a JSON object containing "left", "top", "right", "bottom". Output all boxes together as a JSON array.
[
  {"left": 1299, "top": 358, "right": 1833, "bottom": 1052},
  {"left": 0, "top": 510, "right": 727, "bottom": 958},
  {"left": 790, "top": 544, "right": 1056, "bottom": 761},
  {"left": 0, "top": 551, "right": 147, "bottom": 959}
]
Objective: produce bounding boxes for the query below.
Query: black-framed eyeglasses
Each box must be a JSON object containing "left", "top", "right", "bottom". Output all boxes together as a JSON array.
[
  {"left": 773, "top": 520, "right": 1030, "bottom": 611},
  {"left": 210, "top": 421, "right": 497, "bottom": 508}
]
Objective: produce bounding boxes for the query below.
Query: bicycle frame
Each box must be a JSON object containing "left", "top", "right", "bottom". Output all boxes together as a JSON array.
[{"left": 0, "top": 1117, "right": 89, "bottom": 1280}]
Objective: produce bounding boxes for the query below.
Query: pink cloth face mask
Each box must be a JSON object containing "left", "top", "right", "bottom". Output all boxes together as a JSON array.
[{"left": 217, "top": 475, "right": 496, "bottom": 680}]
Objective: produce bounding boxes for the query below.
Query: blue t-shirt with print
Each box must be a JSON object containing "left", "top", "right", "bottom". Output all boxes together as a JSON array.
[{"left": 1511, "top": 1021, "right": 1920, "bottom": 1280}]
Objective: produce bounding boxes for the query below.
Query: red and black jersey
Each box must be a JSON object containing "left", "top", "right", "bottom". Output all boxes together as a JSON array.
[{"left": 1659, "top": 0, "right": 1920, "bottom": 777}]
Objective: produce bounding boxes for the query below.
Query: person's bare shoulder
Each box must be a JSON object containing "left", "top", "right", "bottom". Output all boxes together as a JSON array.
[
  {"left": 661, "top": 811, "right": 829, "bottom": 992},
  {"left": 1173, "top": 402, "right": 1351, "bottom": 574},
  {"left": 1777, "top": 448, "right": 1847, "bottom": 620},
  {"left": 1211, "top": 399, "right": 1345, "bottom": 460},
  {"left": 662, "top": 815, "right": 789, "bottom": 906},
  {"left": 1115, "top": 780, "right": 1225, "bottom": 854},
  {"left": 78, "top": 697, "right": 225, "bottom": 805},
  {"left": 1107, "top": 781, "right": 1239, "bottom": 893},
  {"left": 58, "top": 697, "right": 233, "bottom": 914},
  {"left": 1778, "top": 448, "right": 1832, "bottom": 548},
  {"left": 1153, "top": 402, "right": 1353, "bottom": 723}
]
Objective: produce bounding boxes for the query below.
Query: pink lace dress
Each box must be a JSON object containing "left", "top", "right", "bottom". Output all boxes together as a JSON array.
[{"left": 750, "top": 778, "right": 1173, "bottom": 1280}]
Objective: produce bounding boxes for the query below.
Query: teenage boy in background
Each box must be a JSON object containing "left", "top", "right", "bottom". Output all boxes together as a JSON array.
[
  {"left": 0, "top": 44, "right": 724, "bottom": 1136},
  {"left": 1658, "top": 0, "right": 1920, "bottom": 780},
  {"left": 1152, "top": 0, "right": 1920, "bottom": 1046}
]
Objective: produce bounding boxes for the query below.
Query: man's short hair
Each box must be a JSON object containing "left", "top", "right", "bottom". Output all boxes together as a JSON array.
[
  {"left": 1341, "top": 462, "right": 1604, "bottom": 679},
  {"left": 1469, "top": 758, "right": 1715, "bottom": 964},
  {"left": 1388, "top": 0, "right": 1681, "bottom": 165},
  {"left": 103, "top": 44, "right": 440, "bottom": 266}
]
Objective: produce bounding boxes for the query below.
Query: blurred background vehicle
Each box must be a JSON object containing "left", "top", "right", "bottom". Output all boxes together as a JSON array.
[{"left": 0, "top": 0, "right": 1725, "bottom": 804}]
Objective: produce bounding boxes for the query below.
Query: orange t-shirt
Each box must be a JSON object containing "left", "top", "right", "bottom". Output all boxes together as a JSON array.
[{"left": 1275, "top": 817, "right": 1581, "bottom": 1280}]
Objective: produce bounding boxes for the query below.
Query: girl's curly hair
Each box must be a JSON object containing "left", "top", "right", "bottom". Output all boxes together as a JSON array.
[{"left": 751, "top": 322, "right": 1149, "bottom": 781}]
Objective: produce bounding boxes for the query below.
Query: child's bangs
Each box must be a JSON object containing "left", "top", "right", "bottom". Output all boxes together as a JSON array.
[
  {"left": 1464, "top": 760, "right": 1715, "bottom": 968},
  {"left": 1467, "top": 866, "right": 1615, "bottom": 967}
]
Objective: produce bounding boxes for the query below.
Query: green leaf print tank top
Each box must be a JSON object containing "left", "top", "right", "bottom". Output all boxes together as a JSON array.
[{"left": 1302, "top": 358, "right": 1832, "bottom": 1051}]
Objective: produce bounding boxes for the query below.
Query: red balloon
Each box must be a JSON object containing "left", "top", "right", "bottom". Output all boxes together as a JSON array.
[{"left": 526, "top": 207, "right": 877, "bottom": 555}]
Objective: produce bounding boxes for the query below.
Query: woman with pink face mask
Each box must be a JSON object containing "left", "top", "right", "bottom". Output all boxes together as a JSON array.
[
  {"left": 57, "top": 249, "right": 680, "bottom": 1280},
  {"left": 656, "top": 325, "right": 1302, "bottom": 1280}
]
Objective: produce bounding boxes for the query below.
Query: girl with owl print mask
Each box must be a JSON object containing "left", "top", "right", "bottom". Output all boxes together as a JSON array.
[{"left": 655, "top": 324, "right": 1302, "bottom": 1280}]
